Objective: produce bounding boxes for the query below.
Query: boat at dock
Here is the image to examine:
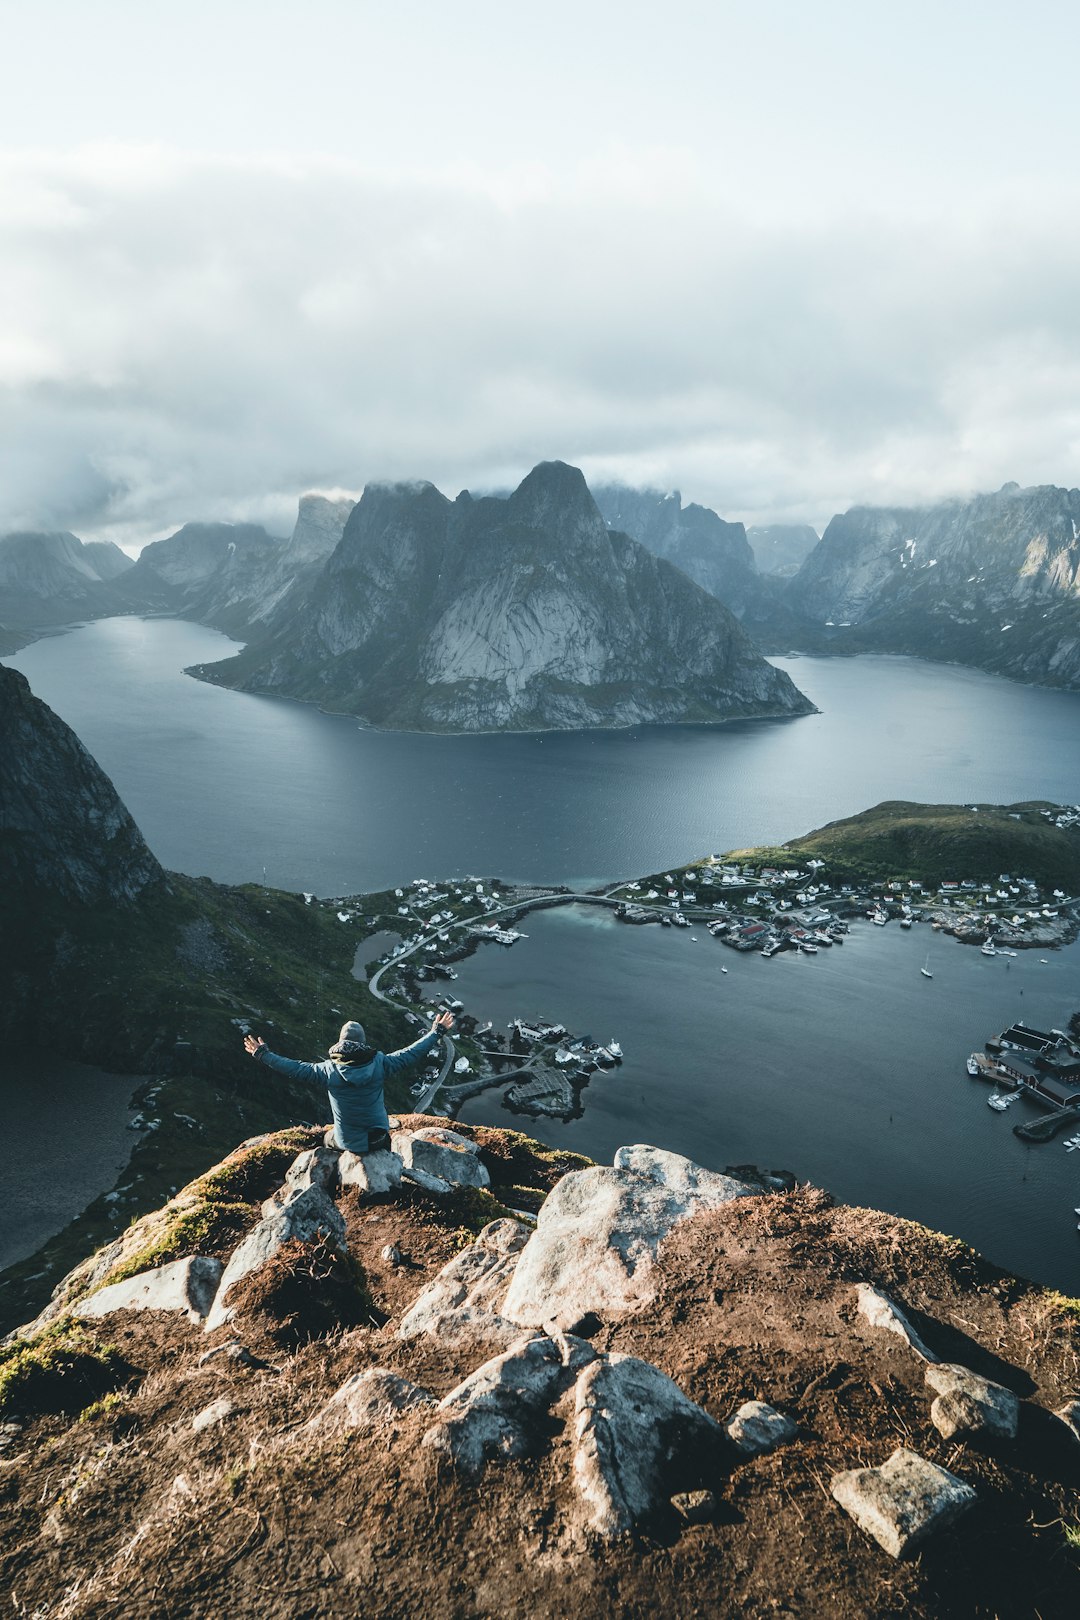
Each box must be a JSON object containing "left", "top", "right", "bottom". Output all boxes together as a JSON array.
[
  {"left": 988, "top": 1095, "right": 1009, "bottom": 1111},
  {"left": 608, "top": 1040, "right": 623, "bottom": 1059}
]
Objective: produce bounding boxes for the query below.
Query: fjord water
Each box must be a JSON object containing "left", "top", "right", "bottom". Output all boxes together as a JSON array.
[
  {"left": 6, "top": 617, "right": 1080, "bottom": 1290},
  {"left": 7, "top": 616, "right": 1080, "bottom": 893},
  {"left": 451, "top": 905, "right": 1080, "bottom": 1294}
]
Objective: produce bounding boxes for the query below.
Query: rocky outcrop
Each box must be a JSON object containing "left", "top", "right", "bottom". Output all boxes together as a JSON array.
[
  {"left": 782, "top": 482, "right": 1080, "bottom": 688},
  {"left": 192, "top": 462, "right": 814, "bottom": 732}
]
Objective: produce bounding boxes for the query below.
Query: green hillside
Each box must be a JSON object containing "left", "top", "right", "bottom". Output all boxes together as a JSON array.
[{"left": 730, "top": 800, "right": 1080, "bottom": 889}]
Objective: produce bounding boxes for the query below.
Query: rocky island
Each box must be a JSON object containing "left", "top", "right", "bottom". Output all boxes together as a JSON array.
[{"left": 189, "top": 462, "right": 813, "bottom": 732}]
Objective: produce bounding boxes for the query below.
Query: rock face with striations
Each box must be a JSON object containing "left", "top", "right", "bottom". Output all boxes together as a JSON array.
[
  {"left": 783, "top": 482, "right": 1080, "bottom": 688},
  {"left": 0, "top": 666, "right": 162, "bottom": 908},
  {"left": 192, "top": 462, "right": 813, "bottom": 732}
]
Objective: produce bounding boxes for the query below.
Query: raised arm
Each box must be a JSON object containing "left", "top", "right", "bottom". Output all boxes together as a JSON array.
[
  {"left": 243, "top": 1034, "right": 326, "bottom": 1085},
  {"left": 382, "top": 1010, "right": 455, "bottom": 1075}
]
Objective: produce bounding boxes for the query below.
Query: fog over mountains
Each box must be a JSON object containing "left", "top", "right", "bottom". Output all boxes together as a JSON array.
[{"left": 4, "top": 467, "right": 1080, "bottom": 708}]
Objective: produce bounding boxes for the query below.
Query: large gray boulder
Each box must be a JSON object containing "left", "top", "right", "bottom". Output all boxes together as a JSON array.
[
  {"left": 422, "top": 1333, "right": 594, "bottom": 1477},
  {"left": 74, "top": 1256, "right": 223, "bottom": 1325},
  {"left": 831, "top": 1448, "right": 977, "bottom": 1559},
  {"left": 573, "top": 1354, "right": 725, "bottom": 1537},
  {"left": 924, "top": 1363, "right": 1021, "bottom": 1441},
  {"left": 398, "top": 1219, "right": 530, "bottom": 1349},
  {"left": 392, "top": 1127, "right": 490, "bottom": 1190},
  {"left": 502, "top": 1149, "right": 756, "bottom": 1327},
  {"left": 203, "top": 1185, "right": 346, "bottom": 1333}
]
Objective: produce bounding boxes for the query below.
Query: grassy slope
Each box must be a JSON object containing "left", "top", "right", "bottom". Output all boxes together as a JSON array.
[{"left": 727, "top": 800, "right": 1080, "bottom": 889}]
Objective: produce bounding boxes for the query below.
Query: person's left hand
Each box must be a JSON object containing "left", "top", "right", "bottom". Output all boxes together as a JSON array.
[
  {"left": 433, "top": 1010, "right": 455, "bottom": 1033},
  {"left": 244, "top": 1034, "right": 267, "bottom": 1056}
]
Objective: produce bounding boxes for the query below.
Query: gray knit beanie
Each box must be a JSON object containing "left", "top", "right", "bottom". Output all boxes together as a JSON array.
[{"left": 329, "top": 1019, "right": 368, "bottom": 1057}]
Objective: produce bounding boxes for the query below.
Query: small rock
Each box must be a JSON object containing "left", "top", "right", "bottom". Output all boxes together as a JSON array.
[
  {"left": 0, "top": 1422, "right": 24, "bottom": 1453},
  {"left": 191, "top": 1396, "right": 237, "bottom": 1434},
  {"left": 196, "top": 1341, "right": 276, "bottom": 1372},
  {"left": 338, "top": 1149, "right": 403, "bottom": 1197},
  {"left": 830, "top": 1447, "right": 976, "bottom": 1559},
  {"left": 380, "top": 1243, "right": 403, "bottom": 1265},
  {"left": 423, "top": 1334, "right": 590, "bottom": 1477},
  {"left": 1055, "top": 1400, "right": 1080, "bottom": 1444},
  {"left": 671, "top": 1489, "right": 715, "bottom": 1524},
  {"left": 924, "top": 1364, "right": 1020, "bottom": 1441},
  {"left": 309, "top": 1368, "right": 436, "bottom": 1435},
  {"left": 854, "top": 1283, "right": 938, "bottom": 1362},
  {"left": 724, "top": 1401, "right": 798, "bottom": 1458}
]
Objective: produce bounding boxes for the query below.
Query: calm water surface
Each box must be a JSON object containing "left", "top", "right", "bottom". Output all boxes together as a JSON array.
[
  {"left": 453, "top": 906, "right": 1080, "bottom": 1294},
  {"left": 7, "top": 617, "right": 1080, "bottom": 893},
  {"left": 5, "top": 618, "right": 1080, "bottom": 1288}
]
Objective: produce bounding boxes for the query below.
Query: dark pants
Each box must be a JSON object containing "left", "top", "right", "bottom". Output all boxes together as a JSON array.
[{"left": 324, "top": 1125, "right": 391, "bottom": 1155}]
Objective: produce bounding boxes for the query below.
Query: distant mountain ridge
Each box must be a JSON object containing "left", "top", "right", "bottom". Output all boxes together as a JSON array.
[
  {"left": 190, "top": 461, "right": 813, "bottom": 732},
  {"left": 0, "top": 531, "right": 133, "bottom": 650},
  {"left": 747, "top": 524, "right": 819, "bottom": 578},
  {"left": 590, "top": 484, "right": 763, "bottom": 616},
  {"left": 778, "top": 482, "right": 1080, "bottom": 686}
]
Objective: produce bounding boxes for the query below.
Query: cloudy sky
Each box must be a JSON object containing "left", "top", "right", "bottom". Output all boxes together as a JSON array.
[{"left": 2, "top": 0, "right": 1079, "bottom": 548}]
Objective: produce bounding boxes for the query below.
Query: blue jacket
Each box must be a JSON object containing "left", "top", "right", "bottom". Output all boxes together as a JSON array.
[{"left": 255, "top": 1030, "right": 440, "bottom": 1151}]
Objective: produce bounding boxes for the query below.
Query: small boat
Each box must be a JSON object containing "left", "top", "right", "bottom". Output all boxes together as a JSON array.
[
  {"left": 981, "top": 941, "right": 997, "bottom": 956},
  {"left": 720, "top": 966, "right": 729, "bottom": 974},
  {"left": 801, "top": 942, "right": 819, "bottom": 954},
  {"left": 608, "top": 1040, "right": 623, "bottom": 1060},
  {"left": 900, "top": 917, "right": 912, "bottom": 928},
  {"left": 921, "top": 951, "right": 933, "bottom": 978},
  {"left": 987, "top": 1095, "right": 1009, "bottom": 1111},
  {"left": 966, "top": 1054, "right": 982, "bottom": 1076}
]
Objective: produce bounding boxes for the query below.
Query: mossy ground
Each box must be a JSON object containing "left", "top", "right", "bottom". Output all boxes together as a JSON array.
[{"left": 0, "top": 1319, "right": 130, "bottom": 1419}]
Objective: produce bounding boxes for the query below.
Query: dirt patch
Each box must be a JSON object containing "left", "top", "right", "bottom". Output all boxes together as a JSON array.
[{"left": 223, "top": 1238, "right": 377, "bottom": 1350}]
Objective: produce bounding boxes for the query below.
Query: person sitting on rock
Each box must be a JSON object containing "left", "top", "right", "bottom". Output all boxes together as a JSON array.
[{"left": 243, "top": 1011, "right": 454, "bottom": 1154}]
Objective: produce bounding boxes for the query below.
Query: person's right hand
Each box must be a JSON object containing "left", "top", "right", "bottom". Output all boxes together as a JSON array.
[{"left": 244, "top": 1034, "right": 266, "bottom": 1056}]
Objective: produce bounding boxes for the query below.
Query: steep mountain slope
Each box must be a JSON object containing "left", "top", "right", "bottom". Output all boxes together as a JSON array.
[
  {"left": 0, "top": 531, "right": 133, "bottom": 648},
  {"left": 783, "top": 483, "right": 1080, "bottom": 686},
  {"left": 747, "top": 523, "right": 819, "bottom": 577},
  {"left": 110, "top": 521, "right": 287, "bottom": 633},
  {"left": 591, "top": 483, "right": 763, "bottom": 615},
  {"left": 194, "top": 462, "right": 813, "bottom": 731}
]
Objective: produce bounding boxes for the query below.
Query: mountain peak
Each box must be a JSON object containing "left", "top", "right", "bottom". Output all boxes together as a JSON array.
[{"left": 507, "top": 461, "right": 603, "bottom": 537}]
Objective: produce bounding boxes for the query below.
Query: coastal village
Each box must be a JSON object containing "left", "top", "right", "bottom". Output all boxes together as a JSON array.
[{"left": 315, "top": 802, "right": 1080, "bottom": 1132}]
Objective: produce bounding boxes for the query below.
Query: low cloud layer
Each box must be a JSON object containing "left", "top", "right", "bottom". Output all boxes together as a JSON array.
[{"left": 2, "top": 147, "right": 1079, "bottom": 549}]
